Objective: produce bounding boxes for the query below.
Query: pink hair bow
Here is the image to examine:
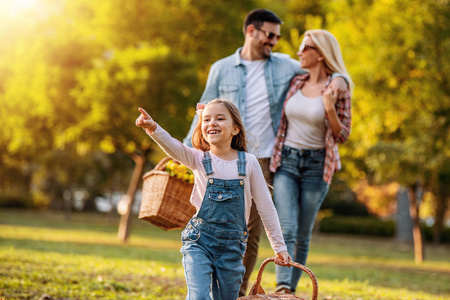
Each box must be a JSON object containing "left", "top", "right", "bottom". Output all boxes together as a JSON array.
[{"left": 196, "top": 103, "right": 206, "bottom": 116}]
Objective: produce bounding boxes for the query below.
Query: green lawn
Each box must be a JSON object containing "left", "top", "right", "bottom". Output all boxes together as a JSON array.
[{"left": 0, "top": 210, "right": 449, "bottom": 300}]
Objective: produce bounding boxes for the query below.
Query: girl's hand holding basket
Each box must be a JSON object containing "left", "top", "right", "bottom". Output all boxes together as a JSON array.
[{"left": 275, "top": 250, "right": 292, "bottom": 266}]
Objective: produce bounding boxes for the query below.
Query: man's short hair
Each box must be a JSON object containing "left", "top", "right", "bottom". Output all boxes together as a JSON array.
[{"left": 243, "top": 9, "right": 283, "bottom": 34}]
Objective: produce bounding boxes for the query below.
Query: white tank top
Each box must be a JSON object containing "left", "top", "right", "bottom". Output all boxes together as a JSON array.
[{"left": 284, "top": 89, "right": 326, "bottom": 149}]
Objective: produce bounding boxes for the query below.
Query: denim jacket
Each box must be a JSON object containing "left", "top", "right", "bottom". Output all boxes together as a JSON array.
[{"left": 183, "top": 47, "right": 305, "bottom": 147}]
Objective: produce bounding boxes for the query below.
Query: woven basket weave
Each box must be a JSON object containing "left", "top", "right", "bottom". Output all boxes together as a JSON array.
[
  {"left": 238, "top": 257, "right": 318, "bottom": 300},
  {"left": 138, "top": 157, "right": 195, "bottom": 230}
]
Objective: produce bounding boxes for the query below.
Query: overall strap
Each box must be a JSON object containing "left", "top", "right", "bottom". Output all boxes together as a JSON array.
[
  {"left": 237, "top": 151, "right": 247, "bottom": 177},
  {"left": 202, "top": 151, "right": 214, "bottom": 176}
]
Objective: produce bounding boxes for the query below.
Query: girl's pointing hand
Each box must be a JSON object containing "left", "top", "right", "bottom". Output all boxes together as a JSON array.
[{"left": 136, "top": 107, "right": 157, "bottom": 133}]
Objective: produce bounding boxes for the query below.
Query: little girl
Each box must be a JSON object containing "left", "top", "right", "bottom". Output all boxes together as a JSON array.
[{"left": 136, "top": 99, "right": 291, "bottom": 300}]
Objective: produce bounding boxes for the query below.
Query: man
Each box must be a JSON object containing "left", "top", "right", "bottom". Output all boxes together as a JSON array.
[{"left": 184, "top": 8, "right": 348, "bottom": 296}]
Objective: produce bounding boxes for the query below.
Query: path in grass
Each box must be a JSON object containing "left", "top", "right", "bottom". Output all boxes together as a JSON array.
[{"left": 0, "top": 210, "right": 449, "bottom": 300}]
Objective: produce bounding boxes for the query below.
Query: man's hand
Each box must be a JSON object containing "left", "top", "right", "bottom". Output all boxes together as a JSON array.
[
  {"left": 328, "top": 76, "right": 348, "bottom": 99},
  {"left": 322, "top": 88, "right": 338, "bottom": 112}
]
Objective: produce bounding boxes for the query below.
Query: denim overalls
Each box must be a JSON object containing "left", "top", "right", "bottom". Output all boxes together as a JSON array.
[{"left": 181, "top": 151, "right": 248, "bottom": 300}]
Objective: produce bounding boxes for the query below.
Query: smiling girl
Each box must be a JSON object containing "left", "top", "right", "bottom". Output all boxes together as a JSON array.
[{"left": 136, "top": 99, "right": 290, "bottom": 300}]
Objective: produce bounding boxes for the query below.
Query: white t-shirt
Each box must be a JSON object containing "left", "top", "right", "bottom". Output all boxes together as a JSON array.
[
  {"left": 241, "top": 59, "right": 276, "bottom": 158},
  {"left": 149, "top": 125, "right": 287, "bottom": 254},
  {"left": 284, "top": 90, "right": 326, "bottom": 149}
]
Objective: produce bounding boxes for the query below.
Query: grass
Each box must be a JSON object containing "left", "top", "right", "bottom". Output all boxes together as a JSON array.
[{"left": 0, "top": 210, "right": 449, "bottom": 300}]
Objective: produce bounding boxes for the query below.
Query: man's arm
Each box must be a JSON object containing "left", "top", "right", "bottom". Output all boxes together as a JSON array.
[
  {"left": 183, "top": 63, "right": 221, "bottom": 147},
  {"left": 328, "top": 75, "right": 349, "bottom": 99}
]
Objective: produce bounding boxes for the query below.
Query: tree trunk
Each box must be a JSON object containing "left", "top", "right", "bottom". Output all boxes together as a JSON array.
[
  {"left": 395, "top": 187, "right": 413, "bottom": 242},
  {"left": 408, "top": 185, "right": 424, "bottom": 264},
  {"left": 117, "top": 150, "right": 149, "bottom": 242}
]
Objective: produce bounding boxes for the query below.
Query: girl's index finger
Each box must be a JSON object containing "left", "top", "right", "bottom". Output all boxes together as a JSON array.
[{"left": 138, "top": 107, "right": 151, "bottom": 119}]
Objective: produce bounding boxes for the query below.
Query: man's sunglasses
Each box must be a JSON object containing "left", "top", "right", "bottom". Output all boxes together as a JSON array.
[
  {"left": 299, "top": 44, "right": 318, "bottom": 53},
  {"left": 255, "top": 27, "right": 281, "bottom": 41}
]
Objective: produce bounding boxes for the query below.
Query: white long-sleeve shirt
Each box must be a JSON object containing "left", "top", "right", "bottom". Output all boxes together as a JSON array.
[{"left": 148, "top": 125, "right": 287, "bottom": 254}]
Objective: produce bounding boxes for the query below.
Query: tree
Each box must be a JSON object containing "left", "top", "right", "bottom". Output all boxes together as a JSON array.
[
  {"left": 70, "top": 43, "right": 200, "bottom": 241},
  {"left": 0, "top": 1, "right": 103, "bottom": 207}
]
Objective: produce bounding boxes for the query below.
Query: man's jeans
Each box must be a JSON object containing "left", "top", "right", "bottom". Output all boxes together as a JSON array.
[
  {"left": 273, "top": 146, "right": 329, "bottom": 290},
  {"left": 239, "top": 158, "right": 273, "bottom": 297}
]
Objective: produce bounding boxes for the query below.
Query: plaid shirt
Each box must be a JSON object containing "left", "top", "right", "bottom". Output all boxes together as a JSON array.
[{"left": 269, "top": 74, "right": 352, "bottom": 185}]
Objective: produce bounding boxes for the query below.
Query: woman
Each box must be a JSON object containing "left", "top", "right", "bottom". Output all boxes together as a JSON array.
[{"left": 269, "top": 29, "right": 353, "bottom": 294}]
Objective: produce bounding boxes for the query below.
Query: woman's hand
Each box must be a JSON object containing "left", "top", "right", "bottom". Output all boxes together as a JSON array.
[
  {"left": 136, "top": 107, "right": 157, "bottom": 133},
  {"left": 322, "top": 88, "right": 338, "bottom": 112},
  {"left": 274, "top": 251, "right": 292, "bottom": 266}
]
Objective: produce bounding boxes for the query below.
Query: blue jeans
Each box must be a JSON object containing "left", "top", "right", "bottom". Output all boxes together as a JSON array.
[{"left": 273, "top": 146, "right": 329, "bottom": 290}]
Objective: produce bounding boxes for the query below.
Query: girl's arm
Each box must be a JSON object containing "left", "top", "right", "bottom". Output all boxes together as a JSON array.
[{"left": 136, "top": 108, "right": 198, "bottom": 169}]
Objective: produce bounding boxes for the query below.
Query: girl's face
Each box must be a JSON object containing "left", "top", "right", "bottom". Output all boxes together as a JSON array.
[
  {"left": 297, "top": 36, "right": 322, "bottom": 69},
  {"left": 201, "top": 103, "right": 239, "bottom": 149}
]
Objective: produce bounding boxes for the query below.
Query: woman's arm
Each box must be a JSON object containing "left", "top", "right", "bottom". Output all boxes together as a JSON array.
[{"left": 322, "top": 90, "right": 352, "bottom": 143}]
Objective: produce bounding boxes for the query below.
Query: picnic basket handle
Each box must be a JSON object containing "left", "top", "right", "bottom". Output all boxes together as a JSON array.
[
  {"left": 247, "top": 257, "right": 318, "bottom": 300},
  {"left": 153, "top": 157, "right": 173, "bottom": 171}
]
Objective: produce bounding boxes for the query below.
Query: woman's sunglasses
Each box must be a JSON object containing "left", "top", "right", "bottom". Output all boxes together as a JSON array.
[
  {"left": 255, "top": 27, "right": 282, "bottom": 41},
  {"left": 299, "top": 44, "right": 318, "bottom": 53}
]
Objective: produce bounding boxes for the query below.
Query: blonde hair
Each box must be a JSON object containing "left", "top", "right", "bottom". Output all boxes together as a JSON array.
[
  {"left": 192, "top": 99, "right": 247, "bottom": 152},
  {"left": 304, "top": 29, "right": 354, "bottom": 92}
]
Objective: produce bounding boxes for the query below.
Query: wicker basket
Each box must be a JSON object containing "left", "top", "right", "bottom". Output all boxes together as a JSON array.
[
  {"left": 238, "top": 257, "right": 318, "bottom": 300},
  {"left": 139, "top": 157, "right": 196, "bottom": 230}
]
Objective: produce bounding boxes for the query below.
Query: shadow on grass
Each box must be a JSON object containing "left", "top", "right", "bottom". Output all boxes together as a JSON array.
[
  {"left": 309, "top": 234, "right": 450, "bottom": 264},
  {"left": 0, "top": 237, "right": 183, "bottom": 265},
  {"left": 309, "top": 261, "right": 450, "bottom": 293}
]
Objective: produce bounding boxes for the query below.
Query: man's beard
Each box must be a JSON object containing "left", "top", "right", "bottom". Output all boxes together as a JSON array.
[{"left": 262, "top": 43, "right": 273, "bottom": 58}]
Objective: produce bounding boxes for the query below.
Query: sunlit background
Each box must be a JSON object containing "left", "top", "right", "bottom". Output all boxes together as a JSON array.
[
  {"left": 0, "top": 0, "right": 448, "bottom": 244},
  {"left": 0, "top": 1, "right": 449, "bottom": 299}
]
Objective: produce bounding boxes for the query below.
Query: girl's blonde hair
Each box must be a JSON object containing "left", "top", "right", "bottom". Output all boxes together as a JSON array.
[
  {"left": 192, "top": 99, "right": 247, "bottom": 152},
  {"left": 304, "top": 29, "right": 354, "bottom": 92}
]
